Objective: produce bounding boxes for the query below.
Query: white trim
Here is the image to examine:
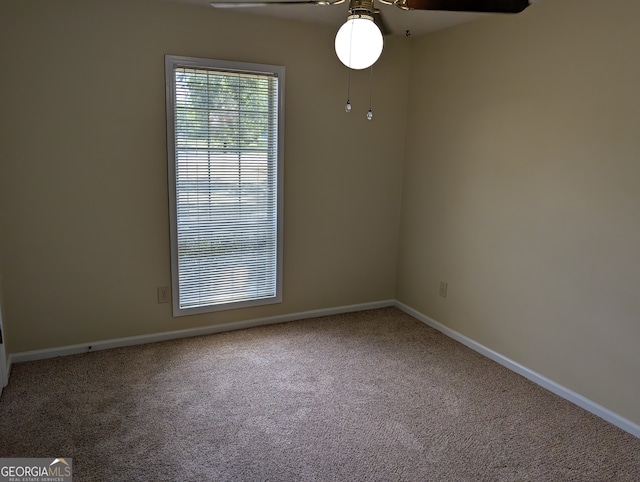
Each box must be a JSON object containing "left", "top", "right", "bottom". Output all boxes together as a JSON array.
[
  {"left": 0, "top": 301, "right": 7, "bottom": 394},
  {"left": 394, "top": 301, "right": 640, "bottom": 440},
  {"left": 9, "top": 300, "right": 395, "bottom": 364},
  {"left": 165, "top": 55, "right": 285, "bottom": 318},
  {"left": 6, "top": 354, "right": 13, "bottom": 384},
  {"left": 6, "top": 298, "right": 639, "bottom": 439}
]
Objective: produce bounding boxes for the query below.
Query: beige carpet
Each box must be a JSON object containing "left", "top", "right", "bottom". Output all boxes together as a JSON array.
[{"left": 0, "top": 307, "right": 638, "bottom": 481}]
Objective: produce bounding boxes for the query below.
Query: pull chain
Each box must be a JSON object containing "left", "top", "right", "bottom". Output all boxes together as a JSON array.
[
  {"left": 345, "top": 69, "right": 352, "bottom": 113},
  {"left": 345, "top": 21, "right": 354, "bottom": 113},
  {"left": 366, "top": 66, "right": 373, "bottom": 120}
]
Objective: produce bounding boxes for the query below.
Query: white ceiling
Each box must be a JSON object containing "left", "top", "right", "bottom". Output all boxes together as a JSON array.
[{"left": 165, "top": 0, "right": 496, "bottom": 37}]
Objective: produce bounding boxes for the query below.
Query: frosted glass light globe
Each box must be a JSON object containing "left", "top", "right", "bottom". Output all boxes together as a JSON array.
[{"left": 335, "top": 16, "right": 383, "bottom": 70}]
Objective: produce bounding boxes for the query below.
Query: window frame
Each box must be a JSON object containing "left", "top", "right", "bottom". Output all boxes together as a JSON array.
[{"left": 165, "top": 55, "right": 285, "bottom": 317}]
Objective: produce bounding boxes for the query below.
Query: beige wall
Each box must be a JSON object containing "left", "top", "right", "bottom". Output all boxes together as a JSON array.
[
  {"left": 0, "top": 0, "right": 409, "bottom": 353},
  {"left": 2, "top": 0, "right": 639, "bottom": 428},
  {"left": 397, "top": 0, "right": 640, "bottom": 425}
]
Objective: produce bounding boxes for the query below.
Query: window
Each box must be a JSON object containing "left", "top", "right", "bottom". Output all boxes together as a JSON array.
[{"left": 165, "top": 56, "right": 284, "bottom": 316}]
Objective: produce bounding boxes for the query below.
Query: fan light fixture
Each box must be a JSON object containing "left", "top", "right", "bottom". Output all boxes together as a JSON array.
[
  {"left": 209, "top": 0, "right": 532, "bottom": 118},
  {"left": 335, "top": 13, "right": 383, "bottom": 70}
]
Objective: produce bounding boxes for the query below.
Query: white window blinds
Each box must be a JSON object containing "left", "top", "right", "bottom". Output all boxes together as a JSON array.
[{"left": 166, "top": 56, "right": 284, "bottom": 316}]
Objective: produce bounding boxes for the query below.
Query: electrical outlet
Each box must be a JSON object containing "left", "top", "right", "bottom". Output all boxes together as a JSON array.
[
  {"left": 439, "top": 281, "right": 448, "bottom": 298},
  {"left": 158, "top": 287, "right": 170, "bottom": 304}
]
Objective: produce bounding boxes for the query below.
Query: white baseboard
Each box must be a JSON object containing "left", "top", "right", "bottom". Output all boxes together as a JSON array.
[
  {"left": 8, "top": 300, "right": 395, "bottom": 365},
  {"left": 6, "top": 298, "right": 639, "bottom": 439},
  {"left": 394, "top": 301, "right": 640, "bottom": 440}
]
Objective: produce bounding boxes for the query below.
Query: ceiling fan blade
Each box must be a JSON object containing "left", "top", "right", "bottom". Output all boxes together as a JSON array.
[
  {"left": 210, "top": 0, "right": 344, "bottom": 7},
  {"left": 403, "top": 0, "right": 529, "bottom": 13}
]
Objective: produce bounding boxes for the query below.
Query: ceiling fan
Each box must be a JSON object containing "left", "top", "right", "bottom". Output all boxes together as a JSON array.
[
  {"left": 210, "top": 0, "right": 530, "bottom": 14},
  {"left": 210, "top": 0, "right": 530, "bottom": 66},
  {"left": 210, "top": 0, "right": 530, "bottom": 117}
]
